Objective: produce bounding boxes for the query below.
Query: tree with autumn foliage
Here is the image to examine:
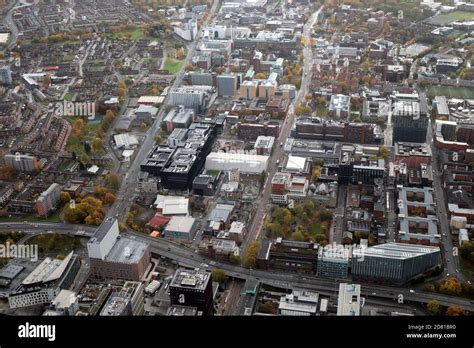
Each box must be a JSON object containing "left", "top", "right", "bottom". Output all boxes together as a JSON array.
[
  {"left": 244, "top": 241, "right": 260, "bottom": 269},
  {"left": 60, "top": 192, "right": 71, "bottom": 205},
  {"left": 72, "top": 118, "right": 85, "bottom": 137},
  {"left": 63, "top": 196, "right": 105, "bottom": 225},
  {"left": 0, "top": 166, "right": 15, "bottom": 180},
  {"left": 104, "top": 192, "right": 117, "bottom": 204},
  {"left": 427, "top": 299, "right": 440, "bottom": 315},
  {"left": 439, "top": 277, "right": 462, "bottom": 296},
  {"left": 446, "top": 306, "right": 468, "bottom": 316}
]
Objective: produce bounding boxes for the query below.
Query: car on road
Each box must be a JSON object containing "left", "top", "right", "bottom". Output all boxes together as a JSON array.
[
  {"left": 409, "top": 289, "right": 415, "bottom": 293},
  {"left": 372, "top": 292, "right": 376, "bottom": 295}
]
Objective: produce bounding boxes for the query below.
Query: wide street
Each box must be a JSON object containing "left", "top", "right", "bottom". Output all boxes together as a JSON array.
[
  {"left": 2, "top": 221, "right": 473, "bottom": 312},
  {"left": 109, "top": 0, "right": 220, "bottom": 222},
  {"left": 426, "top": 115, "right": 464, "bottom": 280},
  {"left": 243, "top": 6, "right": 323, "bottom": 253}
]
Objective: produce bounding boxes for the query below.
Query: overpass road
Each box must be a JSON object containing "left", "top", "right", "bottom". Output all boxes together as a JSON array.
[{"left": 1, "top": 222, "right": 473, "bottom": 311}]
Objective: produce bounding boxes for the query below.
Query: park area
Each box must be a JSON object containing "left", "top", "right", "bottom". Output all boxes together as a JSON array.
[
  {"left": 163, "top": 59, "right": 183, "bottom": 74},
  {"left": 427, "top": 11, "right": 474, "bottom": 25},
  {"left": 265, "top": 201, "right": 333, "bottom": 245},
  {"left": 427, "top": 86, "right": 474, "bottom": 99}
]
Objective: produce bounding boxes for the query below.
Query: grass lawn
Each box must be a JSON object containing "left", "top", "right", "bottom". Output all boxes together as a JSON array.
[
  {"left": 66, "top": 117, "right": 103, "bottom": 155},
  {"left": 64, "top": 92, "right": 76, "bottom": 101},
  {"left": 86, "top": 121, "right": 101, "bottom": 132},
  {"left": 163, "top": 59, "right": 183, "bottom": 74},
  {"left": 204, "top": 169, "right": 221, "bottom": 177},
  {"left": 427, "top": 86, "right": 474, "bottom": 99},
  {"left": 0, "top": 209, "right": 62, "bottom": 223},
  {"left": 66, "top": 134, "right": 84, "bottom": 155},
  {"left": 427, "top": 11, "right": 474, "bottom": 25},
  {"left": 311, "top": 222, "right": 321, "bottom": 235},
  {"left": 108, "top": 28, "right": 147, "bottom": 41}
]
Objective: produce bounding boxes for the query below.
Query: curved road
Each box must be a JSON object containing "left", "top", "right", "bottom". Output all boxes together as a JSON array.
[{"left": 2, "top": 221, "right": 473, "bottom": 312}]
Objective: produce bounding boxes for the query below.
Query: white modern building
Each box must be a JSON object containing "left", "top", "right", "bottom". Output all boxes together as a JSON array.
[
  {"left": 337, "top": 283, "right": 361, "bottom": 316},
  {"left": 50, "top": 289, "right": 79, "bottom": 316},
  {"left": 87, "top": 217, "right": 120, "bottom": 260},
  {"left": 205, "top": 152, "right": 269, "bottom": 174}
]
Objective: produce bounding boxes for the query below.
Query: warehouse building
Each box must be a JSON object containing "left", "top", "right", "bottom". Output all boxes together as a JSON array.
[{"left": 163, "top": 216, "right": 197, "bottom": 240}]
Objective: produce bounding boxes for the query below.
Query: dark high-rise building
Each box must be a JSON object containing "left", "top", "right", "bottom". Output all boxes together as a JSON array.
[
  {"left": 392, "top": 99, "right": 429, "bottom": 144},
  {"left": 169, "top": 268, "right": 214, "bottom": 316},
  {"left": 141, "top": 123, "right": 217, "bottom": 190},
  {"left": 159, "top": 123, "right": 216, "bottom": 190}
]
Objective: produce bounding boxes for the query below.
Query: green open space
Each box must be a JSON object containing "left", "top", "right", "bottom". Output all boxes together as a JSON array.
[
  {"left": 427, "top": 11, "right": 474, "bottom": 25},
  {"left": 0, "top": 209, "right": 62, "bottom": 223},
  {"left": 64, "top": 92, "right": 76, "bottom": 101},
  {"left": 204, "top": 169, "right": 221, "bottom": 177},
  {"left": 427, "top": 86, "right": 474, "bottom": 99},
  {"left": 107, "top": 28, "right": 149, "bottom": 41},
  {"left": 163, "top": 59, "right": 183, "bottom": 74}
]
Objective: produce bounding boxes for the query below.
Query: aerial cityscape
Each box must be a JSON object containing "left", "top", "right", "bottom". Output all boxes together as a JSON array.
[{"left": 1, "top": 0, "right": 474, "bottom": 324}]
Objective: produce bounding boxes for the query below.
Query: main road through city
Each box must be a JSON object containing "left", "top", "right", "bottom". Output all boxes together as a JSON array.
[
  {"left": 109, "top": 0, "right": 221, "bottom": 222},
  {"left": 2, "top": 221, "right": 473, "bottom": 312},
  {"left": 243, "top": 6, "right": 323, "bottom": 253},
  {"left": 426, "top": 113, "right": 464, "bottom": 281}
]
